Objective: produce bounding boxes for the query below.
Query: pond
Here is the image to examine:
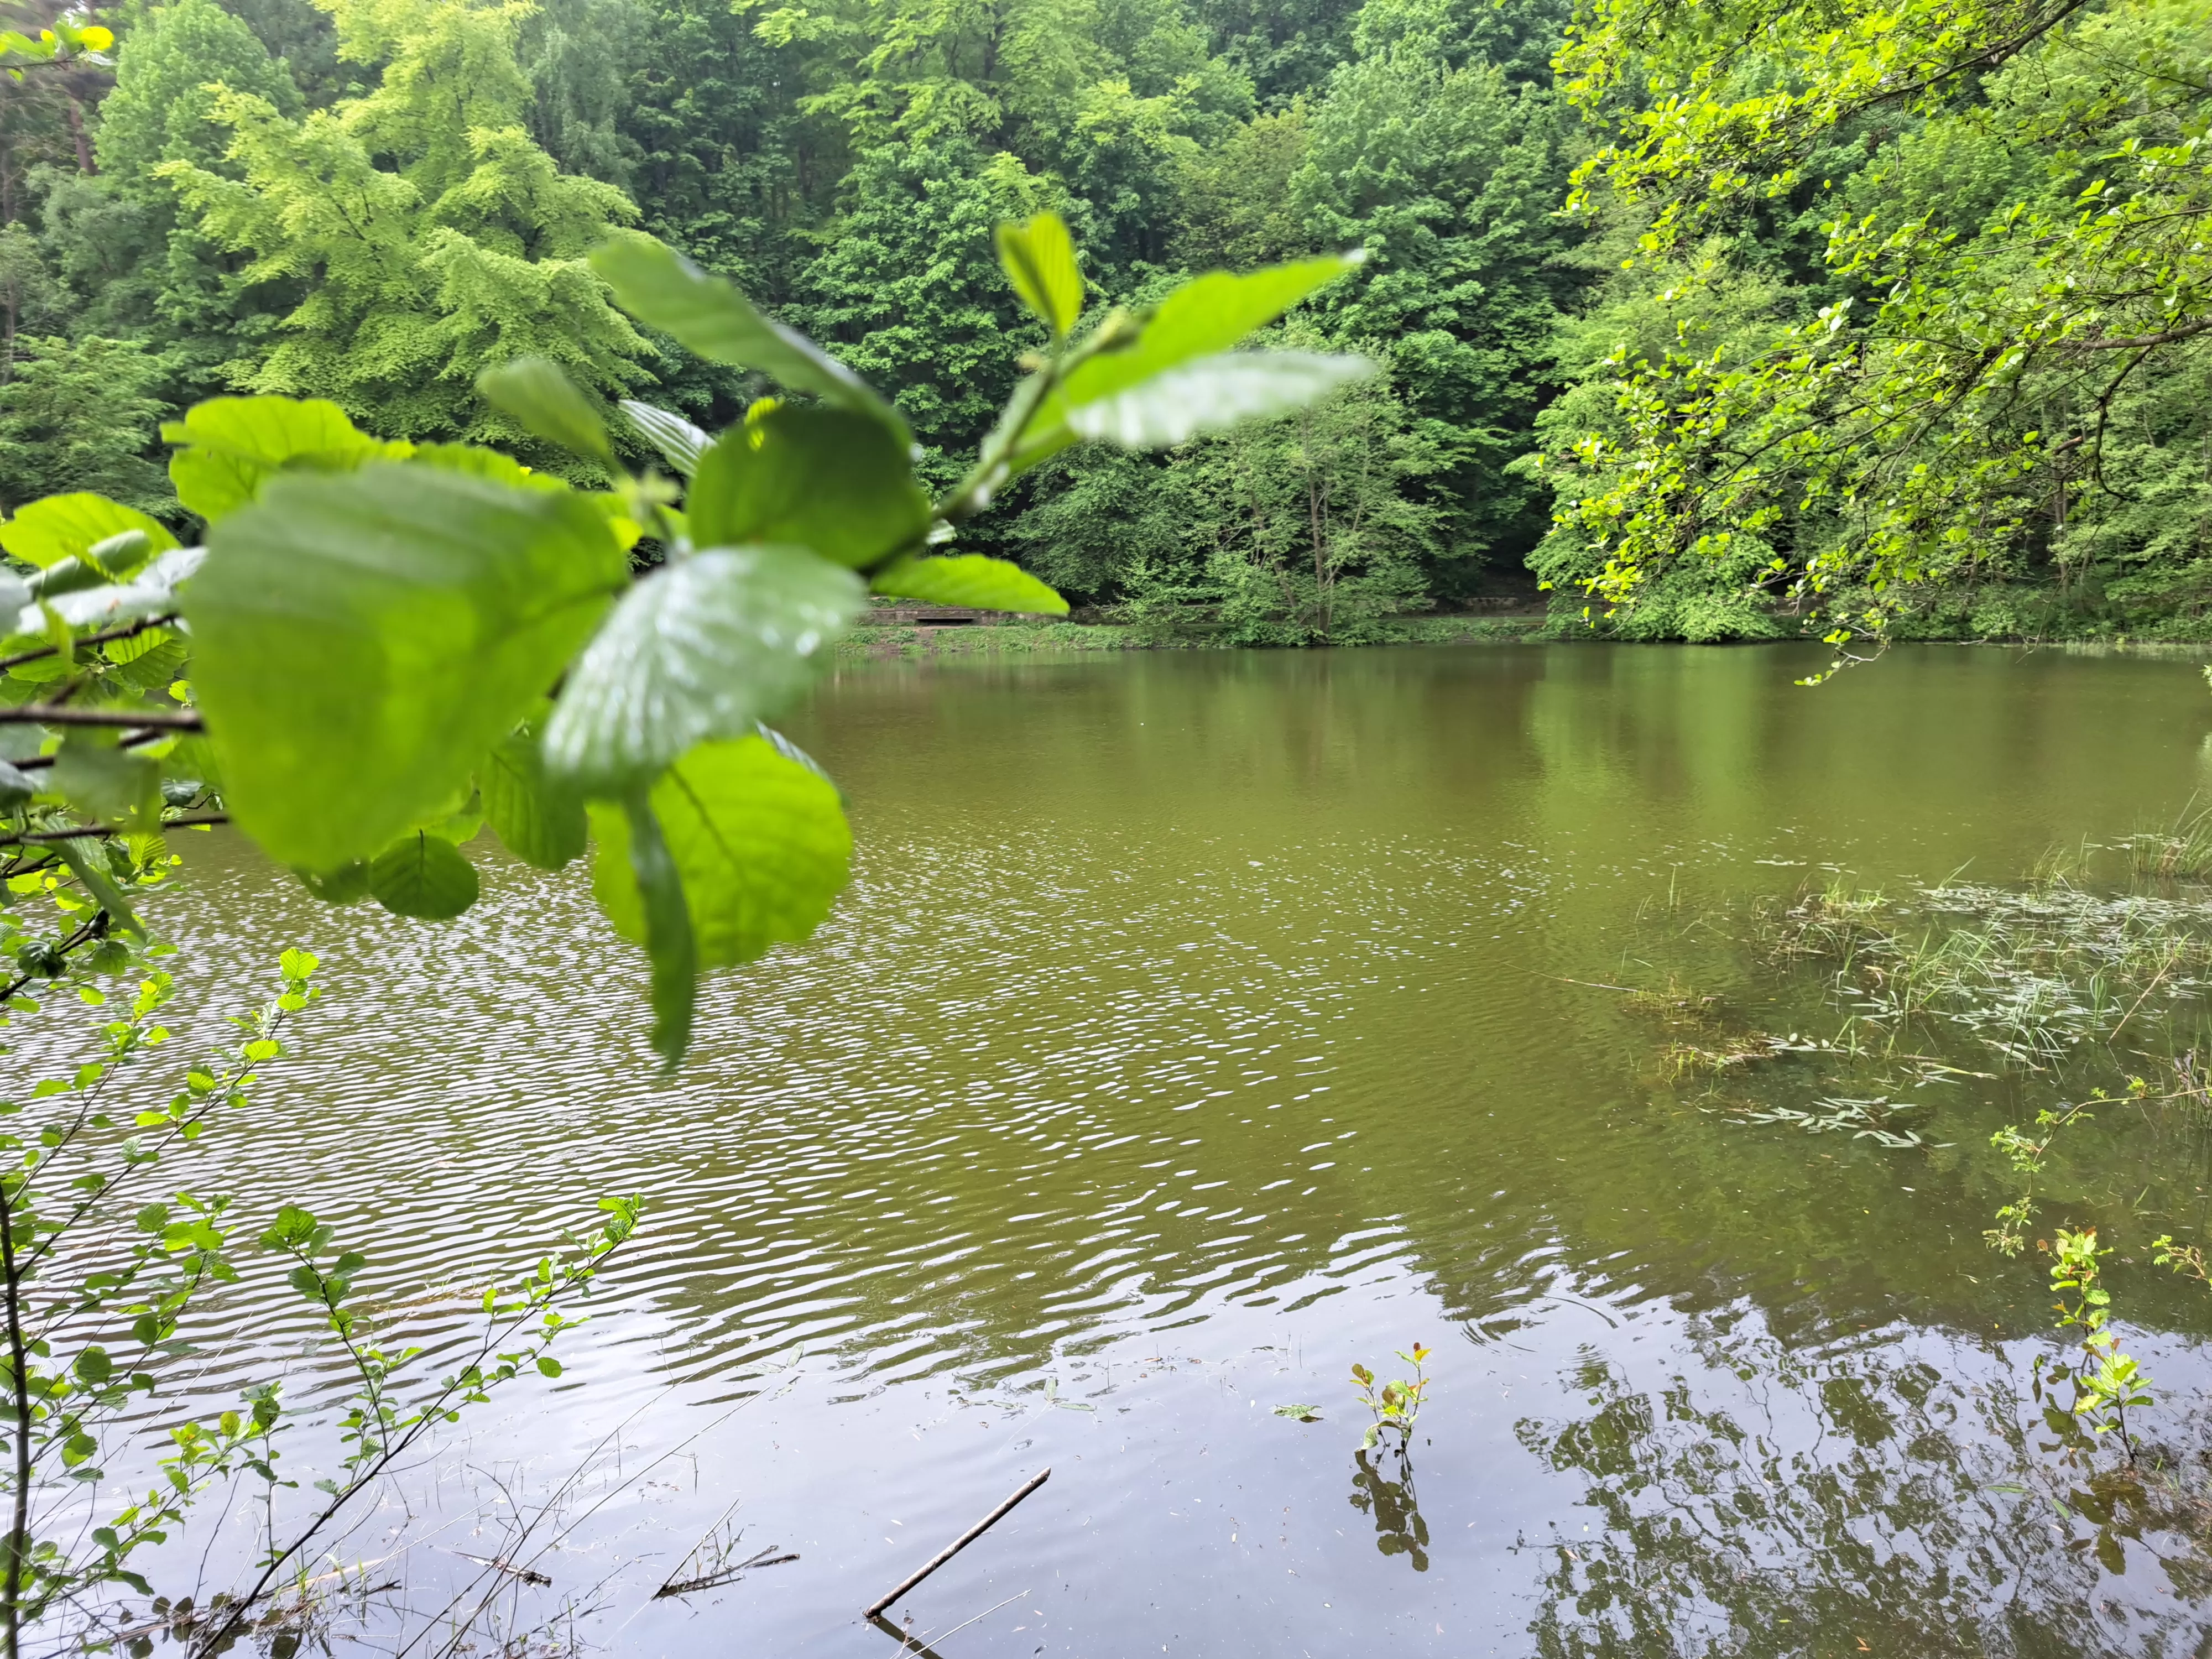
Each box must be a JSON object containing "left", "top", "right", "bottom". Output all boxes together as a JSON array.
[{"left": 102, "top": 642, "right": 2212, "bottom": 1656}]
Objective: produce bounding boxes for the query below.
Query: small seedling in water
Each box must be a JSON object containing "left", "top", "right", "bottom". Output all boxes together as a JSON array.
[
  {"left": 2051, "top": 1228, "right": 2152, "bottom": 1460},
  {"left": 1273, "top": 1404, "right": 1322, "bottom": 1422},
  {"left": 1352, "top": 1344, "right": 1431, "bottom": 1449}
]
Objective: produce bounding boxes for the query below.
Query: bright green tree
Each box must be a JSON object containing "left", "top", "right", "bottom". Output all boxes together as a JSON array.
[
  {"left": 159, "top": 0, "right": 649, "bottom": 444},
  {"left": 0, "top": 333, "right": 170, "bottom": 514},
  {"left": 1553, "top": 0, "right": 2212, "bottom": 644}
]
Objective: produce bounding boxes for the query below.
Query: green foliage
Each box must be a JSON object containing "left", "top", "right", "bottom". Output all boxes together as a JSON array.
[{"left": 1542, "top": 0, "right": 2212, "bottom": 646}]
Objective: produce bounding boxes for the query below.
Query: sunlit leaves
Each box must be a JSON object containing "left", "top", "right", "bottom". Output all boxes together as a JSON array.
[
  {"left": 161, "top": 397, "right": 407, "bottom": 522},
  {"left": 589, "top": 236, "right": 907, "bottom": 437},
  {"left": 687, "top": 406, "right": 930, "bottom": 567},
  {"left": 546, "top": 546, "right": 859, "bottom": 794},
  {"left": 996, "top": 211, "right": 1085, "bottom": 337},
  {"left": 870, "top": 554, "right": 1067, "bottom": 614},
  {"left": 1062, "top": 352, "right": 1373, "bottom": 448},
  {"left": 185, "top": 465, "right": 628, "bottom": 870},
  {"left": 0, "top": 495, "right": 178, "bottom": 571},
  {"left": 588, "top": 734, "right": 851, "bottom": 971}
]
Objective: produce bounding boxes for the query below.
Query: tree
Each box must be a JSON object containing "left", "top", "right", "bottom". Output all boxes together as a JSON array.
[
  {"left": 796, "top": 137, "right": 1057, "bottom": 469},
  {"left": 158, "top": 0, "right": 649, "bottom": 444},
  {"left": 1142, "top": 336, "right": 1443, "bottom": 641},
  {"left": 1552, "top": 0, "right": 2212, "bottom": 644},
  {"left": 0, "top": 333, "right": 169, "bottom": 514},
  {"left": 1283, "top": 9, "right": 1585, "bottom": 589}
]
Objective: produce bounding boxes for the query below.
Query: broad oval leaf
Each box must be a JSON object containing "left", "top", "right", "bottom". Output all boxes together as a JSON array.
[
  {"left": 545, "top": 546, "right": 862, "bottom": 794},
  {"left": 687, "top": 406, "right": 929, "bottom": 568},
  {"left": 163, "top": 396, "right": 409, "bottom": 522},
  {"left": 1062, "top": 351, "right": 1373, "bottom": 448},
  {"left": 476, "top": 357, "right": 614, "bottom": 466},
  {"left": 619, "top": 400, "right": 711, "bottom": 477},
  {"left": 1041, "top": 254, "right": 1361, "bottom": 437},
  {"left": 481, "top": 730, "right": 587, "bottom": 870},
  {"left": 588, "top": 733, "right": 851, "bottom": 968},
  {"left": 996, "top": 212, "right": 1085, "bottom": 337},
  {"left": 368, "top": 832, "right": 481, "bottom": 920},
  {"left": 185, "top": 463, "right": 629, "bottom": 870},
  {"left": 870, "top": 554, "right": 1068, "bottom": 614},
  {"left": 0, "top": 494, "right": 178, "bottom": 571},
  {"left": 590, "top": 236, "right": 907, "bottom": 439}
]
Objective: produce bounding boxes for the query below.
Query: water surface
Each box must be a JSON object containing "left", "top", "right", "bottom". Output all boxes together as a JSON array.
[{"left": 92, "top": 643, "right": 2212, "bottom": 1657}]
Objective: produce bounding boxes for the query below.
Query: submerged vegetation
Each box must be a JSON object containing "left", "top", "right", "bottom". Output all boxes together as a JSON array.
[{"left": 1621, "top": 843, "right": 2212, "bottom": 1500}]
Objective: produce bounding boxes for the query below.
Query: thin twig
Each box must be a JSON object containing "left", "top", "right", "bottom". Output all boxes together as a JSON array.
[
  {"left": 0, "top": 705, "right": 200, "bottom": 730},
  {"left": 863, "top": 1469, "right": 1049, "bottom": 1619},
  {"left": 0, "top": 814, "right": 227, "bottom": 847},
  {"left": 0, "top": 615, "right": 176, "bottom": 674},
  {"left": 9, "top": 726, "right": 178, "bottom": 771}
]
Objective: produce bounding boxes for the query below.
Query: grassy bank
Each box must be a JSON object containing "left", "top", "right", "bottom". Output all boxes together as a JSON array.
[{"left": 837, "top": 614, "right": 1550, "bottom": 656}]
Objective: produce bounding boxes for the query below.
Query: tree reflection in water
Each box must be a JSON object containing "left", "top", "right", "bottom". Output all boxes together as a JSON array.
[
  {"left": 1511, "top": 1320, "right": 2212, "bottom": 1658},
  {"left": 1349, "top": 1442, "right": 1431, "bottom": 1571}
]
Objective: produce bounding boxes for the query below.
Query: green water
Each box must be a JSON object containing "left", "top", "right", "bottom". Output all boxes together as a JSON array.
[{"left": 111, "top": 642, "right": 2212, "bottom": 1656}]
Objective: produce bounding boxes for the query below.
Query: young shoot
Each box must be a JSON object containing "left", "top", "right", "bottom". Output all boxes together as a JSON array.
[{"left": 1352, "top": 1344, "right": 1432, "bottom": 1452}]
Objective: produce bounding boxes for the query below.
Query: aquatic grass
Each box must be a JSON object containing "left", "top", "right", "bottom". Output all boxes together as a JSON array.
[
  {"left": 2126, "top": 806, "right": 2212, "bottom": 881},
  {"left": 1762, "top": 879, "right": 2212, "bottom": 1069},
  {"left": 1725, "top": 1094, "right": 1939, "bottom": 1148}
]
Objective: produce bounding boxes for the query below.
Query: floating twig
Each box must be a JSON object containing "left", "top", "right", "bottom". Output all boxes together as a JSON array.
[
  {"left": 863, "top": 1468, "right": 1050, "bottom": 1619},
  {"left": 442, "top": 1548, "right": 552, "bottom": 1587},
  {"left": 655, "top": 1544, "right": 798, "bottom": 1598}
]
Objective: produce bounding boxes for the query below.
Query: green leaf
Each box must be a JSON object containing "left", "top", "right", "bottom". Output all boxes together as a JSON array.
[
  {"left": 545, "top": 546, "right": 860, "bottom": 794},
  {"left": 619, "top": 401, "right": 710, "bottom": 477},
  {"left": 0, "top": 494, "right": 179, "bottom": 571},
  {"left": 367, "top": 832, "right": 480, "bottom": 920},
  {"left": 589, "top": 734, "right": 851, "bottom": 970},
  {"left": 620, "top": 794, "right": 694, "bottom": 1066},
  {"left": 52, "top": 837, "right": 143, "bottom": 938},
  {"left": 591, "top": 235, "right": 907, "bottom": 438},
  {"left": 1062, "top": 352, "right": 1372, "bottom": 447},
  {"left": 476, "top": 358, "right": 615, "bottom": 467},
  {"left": 870, "top": 554, "right": 1067, "bottom": 615},
  {"left": 51, "top": 736, "right": 161, "bottom": 827},
  {"left": 74, "top": 1347, "right": 111, "bottom": 1385},
  {"left": 163, "top": 396, "right": 409, "bottom": 522},
  {"left": 1044, "top": 253, "right": 1361, "bottom": 432},
  {"left": 995, "top": 212, "right": 1085, "bottom": 337},
  {"left": 687, "top": 406, "right": 929, "bottom": 568},
  {"left": 410, "top": 444, "right": 567, "bottom": 492},
  {"left": 185, "top": 463, "right": 628, "bottom": 870},
  {"left": 482, "top": 731, "right": 585, "bottom": 870}
]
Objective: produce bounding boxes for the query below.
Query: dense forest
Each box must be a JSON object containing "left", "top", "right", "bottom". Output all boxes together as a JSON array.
[{"left": 3, "top": 0, "right": 2210, "bottom": 641}]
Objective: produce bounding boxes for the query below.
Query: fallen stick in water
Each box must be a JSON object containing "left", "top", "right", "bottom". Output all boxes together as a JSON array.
[{"left": 863, "top": 1468, "right": 1050, "bottom": 1619}]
